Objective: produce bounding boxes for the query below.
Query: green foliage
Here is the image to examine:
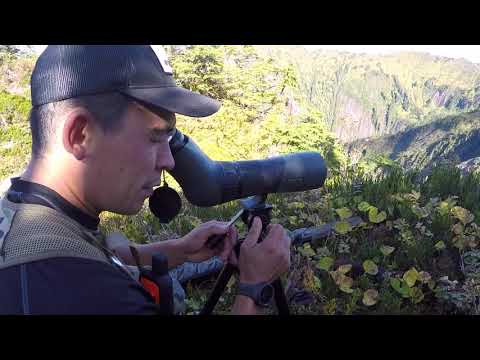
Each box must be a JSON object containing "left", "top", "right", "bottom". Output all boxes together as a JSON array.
[
  {"left": 0, "top": 122, "right": 31, "bottom": 179},
  {"left": 170, "top": 45, "right": 347, "bottom": 174},
  {"left": 171, "top": 45, "right": 290, "bottom": 122},
  {"left": 0, "top": 91, "right": 30, "bottom": 124}
]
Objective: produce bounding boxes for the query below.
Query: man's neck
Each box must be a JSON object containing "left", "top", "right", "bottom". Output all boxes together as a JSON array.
[{"left": 21, "top": 159, "right": 100, "bottom": 218}]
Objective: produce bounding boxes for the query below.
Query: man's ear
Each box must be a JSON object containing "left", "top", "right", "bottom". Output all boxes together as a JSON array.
[{"left": 62, "top": 109, "right": 95, "bottom": 160}]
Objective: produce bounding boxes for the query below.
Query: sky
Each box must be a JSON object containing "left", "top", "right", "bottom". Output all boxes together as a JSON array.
[
  {"left": 303, "top": 45, "right": 480, "bottom": 64},
  {"left": 28, "top": 45, "right": 480, "bottom": 64}
]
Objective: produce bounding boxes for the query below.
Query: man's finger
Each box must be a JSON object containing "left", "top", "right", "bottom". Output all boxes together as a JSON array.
[
  {"left": 218, "top": 226, "right": 236, "bottom": 261},
  {"left": 260, "top": 223, "right": 283, "bottom": 249},
  {"left": 204, "top": 221, "right": 230, "bottom": 237}
]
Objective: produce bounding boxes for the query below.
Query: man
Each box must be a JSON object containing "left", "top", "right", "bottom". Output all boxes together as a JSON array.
[{"left": 0, "top": 45, "right": 291, "bottom": 315}]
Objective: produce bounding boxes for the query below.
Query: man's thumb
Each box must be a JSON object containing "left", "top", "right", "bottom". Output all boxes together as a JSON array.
[{"left": 243, "top": 217, "right": 262, "bottom": 248}]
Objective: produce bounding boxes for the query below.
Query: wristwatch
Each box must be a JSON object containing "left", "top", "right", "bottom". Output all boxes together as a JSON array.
[{"left": 237, "top": 282, "right": 274, "bottom": 307}]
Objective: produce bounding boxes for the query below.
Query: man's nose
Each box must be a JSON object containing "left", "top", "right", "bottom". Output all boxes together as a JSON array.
[{"left": 156, "top": 142, "right": 175, "bottom": 172}]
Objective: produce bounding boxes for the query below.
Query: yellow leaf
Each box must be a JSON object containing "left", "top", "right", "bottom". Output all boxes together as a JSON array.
[
  {"left": 403, "top": 268, "right": 419, "bottom": 287},
  {"left": 337, "top": 274, "right": 353, "bottom": 293},
  {"left": 316, "top": 257, "right": 334, "bottom": 271},
  {"left": 334, "top": 221, "right": 352, "bottom": 234},
  {"left": 362, "top": 289, "right": 379, "bottom": 306},
  {"left": 451, "top": 206, "right": 474, "bottom": 225},
  {"left": 337, "top": 264, "right": 352, "bottom": 274},
  {"left": 411, "top": 191, "right": 421, "bottom": 201},
  {"left": 335, "top": 207, "right": 353, "bottom": 220},
  {"left": 358, "top": 201, "right": 372, "bottom": 212},
  {"left": 368, "top": 207, "right": 387, "bottom": 223},
  {"left": 363, "top": 260, "right": 378, "bottom": 275},
  {"left": 380, "top": 245, "right": 395, "bottom": 256},
  {"left": 339, "top": 285, "right": 354, "bottom": 294},
  {"left": 329, "top": 270, "right": 342, "bottom": 284}
]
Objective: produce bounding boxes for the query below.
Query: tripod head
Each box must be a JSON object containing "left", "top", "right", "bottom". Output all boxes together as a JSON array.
[{"left": 239, "top": 195, "right": 273, "bottom": 243}]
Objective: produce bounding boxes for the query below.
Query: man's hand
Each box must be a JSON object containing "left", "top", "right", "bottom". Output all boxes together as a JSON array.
[
  {"left": 229, "top": 217, "right": 291, "bottom": 315},
  {"left": 230, "top": 217, "right": 291, "bottom": 284},
  {"left": 179, "top": 221, "right": 238, "bottom": 263}
]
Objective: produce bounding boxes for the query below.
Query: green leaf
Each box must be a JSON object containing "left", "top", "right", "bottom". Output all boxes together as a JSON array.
[
  {"left": 334, "top": 220, "right": 352, "bottom": 235},
  {"left": 362, "top": 289, "right": 379, "bottom": 306},
  {"left": 387, "top": 205, "right": 395, "bottom": 217},
  {"left": 298, "top": 243, "right": 316, "bottom": 257},
  {"left": 358, "top": 201, "right": 372, "bottom": 212},
  {"left": 390, "top": 278, "right": 411, "bottom": 298},
  {"left": 337, "top": 264, "right": 352, "bottom": 274},
  {"left": 410, "top": 287, "right": 424, "bottom": 304},
  {"left": 434, "top": 241, "right": 446, "bottom": 250},
  {"left": 335, "top": 197, "right": 347, "bottom": 207},
  {"left": 451, "top": 206, "right": 474, "bottom": 225},
  {"left": 380, "top": 245, "right": 395, "bottom": 256},
  {"left": 363, "top": 260, "right": 378, "bottom": 275},
  {"left": 368, "top": 207, "right": 387, "bottom": 223},
  {"left": 335, "top": 207, "right": 352, "bottom": 220},
  {"left": 353, "top": 195, "right": 363, "bottom": 204},
  {"left": 390, "top": 278, "right": 402, "bottom": 293},
  {"left": 316, "top": 257, "right": 334, "bottom": 271},
  {"left": 412, "top": 205, "right": 429, "bottom": 219},
  {"left": 403, "top": 268, "right": 419, "bottom": 287}
]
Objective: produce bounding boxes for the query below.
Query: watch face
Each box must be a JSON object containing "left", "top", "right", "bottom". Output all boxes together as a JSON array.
[{"left": 260, "top": 284, "right": 274, "bottom": 304}]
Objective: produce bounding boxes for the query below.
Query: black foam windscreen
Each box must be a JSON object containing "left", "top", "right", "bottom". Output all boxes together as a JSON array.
[{"left": 148, "top": 186, "right": 182, "bottom": 223}]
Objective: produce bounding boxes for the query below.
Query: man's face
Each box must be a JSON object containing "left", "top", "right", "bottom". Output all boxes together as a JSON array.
[{"left": 86, "top": 101, "right": 175, "bottom": 215}]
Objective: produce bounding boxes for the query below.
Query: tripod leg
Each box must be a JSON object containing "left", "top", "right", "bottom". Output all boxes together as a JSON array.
[
  {"left": 272, "top": 279, "right": 290, "bottom": 315},
  {"left": 199, "top": 263, "right": 236, "bottom": 315}
]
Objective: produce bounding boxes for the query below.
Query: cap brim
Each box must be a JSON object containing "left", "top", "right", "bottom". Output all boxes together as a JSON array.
[{"left": 121, "top": 87, "right": 221, "bottom": 118}]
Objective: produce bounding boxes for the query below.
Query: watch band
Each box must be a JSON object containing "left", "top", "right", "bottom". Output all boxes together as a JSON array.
[{"left": 237, "top": 281, "right": 274, "bottom": 307}]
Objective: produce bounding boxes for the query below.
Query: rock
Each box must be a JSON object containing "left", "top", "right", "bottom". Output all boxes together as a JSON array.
[{"left": 457, "top": 157, "right": 480, "bottom": 177}]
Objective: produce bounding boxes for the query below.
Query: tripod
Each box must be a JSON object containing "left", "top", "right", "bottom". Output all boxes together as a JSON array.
[{"left": 199, "top": 195, "right": 290, "bottom": 315}]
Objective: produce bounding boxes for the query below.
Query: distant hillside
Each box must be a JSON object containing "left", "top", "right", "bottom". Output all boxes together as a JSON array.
[
  {"left": 255, "top": 46, "right": 480, "bottom": 142},
  {"left": 345, "top": 110, "right": 480, "bottom": 173}
]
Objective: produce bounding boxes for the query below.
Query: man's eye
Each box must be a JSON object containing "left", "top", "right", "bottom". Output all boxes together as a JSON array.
[{"left": 151, "top": 135, "right": 172, "bottom": 143}]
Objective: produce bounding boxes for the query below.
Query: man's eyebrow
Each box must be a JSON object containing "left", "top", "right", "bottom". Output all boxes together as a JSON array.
[{"left": 134, "top": 101, "right": 177, "bottom": 128}]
